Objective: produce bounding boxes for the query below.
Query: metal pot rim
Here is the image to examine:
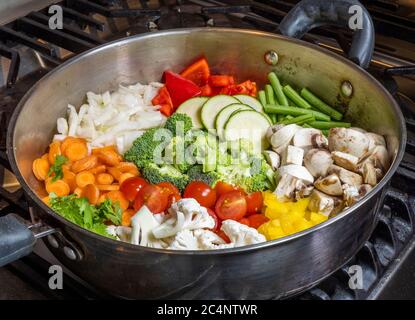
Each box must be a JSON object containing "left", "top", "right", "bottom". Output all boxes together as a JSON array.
[{"left": 7, "top": 27, "right": 407, "bottom": 255}]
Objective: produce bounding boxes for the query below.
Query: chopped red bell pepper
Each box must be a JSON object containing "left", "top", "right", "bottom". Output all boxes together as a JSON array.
[
  {"left": 164, "top": 70, "right": 202, "bottom": 108},
  {"left": 209, "top": 75, "right": 235, "bottom": 87},
  {"left": 200, "top": 84, "right": 221, "bottom": 97},
  {"left": 180, "top": 57, "right": 210, "bottom": 87},
  {"left": 151, "top": 86, "right": 173, "bottom": 116},
  {"left": 220, "top": 80, "right": 257, "bottom": 97}
]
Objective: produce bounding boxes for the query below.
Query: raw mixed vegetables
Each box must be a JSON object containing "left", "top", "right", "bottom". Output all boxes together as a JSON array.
[{"left": 32, "top": 56, "right": 391, "bottom": 250}]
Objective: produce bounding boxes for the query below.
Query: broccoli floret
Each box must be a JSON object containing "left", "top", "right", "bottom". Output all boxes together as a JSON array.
[
  {"left": 142, "top": 163, "right": 189, "bottom": 191},
  {"left": 164, "top": 113, "right": 193, "bottom": 136},
  {"left": 187, "top": 165, "right": 220, "bottom": 187},
  {"left": 124, "top": 127, "right": 172, "bottom": 167}
]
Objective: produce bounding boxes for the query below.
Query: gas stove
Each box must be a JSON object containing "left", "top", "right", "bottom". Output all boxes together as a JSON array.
[{"left": 0, "top": 0, "right": 414, "bottom": 300}]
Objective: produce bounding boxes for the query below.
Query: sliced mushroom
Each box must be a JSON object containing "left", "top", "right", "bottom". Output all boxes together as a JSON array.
[
  {"left": 274, "top": 173, "right": 297, "bottom": 201},
  {"left": 266, "top": 124, "right": 285, "bottom": 141},
  {"left": 312, "top": 133, "right": 329, "bottom": 149},
  {"left": 281, "top": 145, "right": 304, "bottom": 166},
  {"left": 331, "top": 151, "right": 359, "bottom": 172},
  {"left": 359, "top": 184, "right": 373, "bottom": 197},
  {"left": 328, "top": 128, "right": 370, "bottom": 158},
  {"left": 270, "top": 124, "right": 301, "bottom": 149},
  {"left": 307, "top": 190, "right": 342, "bottom": 217},
  {"left": 303, "top": 148, "right": 333, "bottom": 178},
  {"left": 360, "top": 161, "right": 377, "bottom": 186},
  {"left": 295, "top": 180, "right": 314, "bottom": 200},
  {"left": 349, "top": 127, "right": 367, "bottom": 134},
  {"left": 263, "top": 150, "right": 281, "bottom": 171},
  {"left": 278, "top": 164, "right": 314, "bottom": 184},
  {"left": 367, "top": 145, "right": 390, "bottom": 171},
  {"left": 366, "top": 132, "right": 386, "bottom": 153},
  {"left": 314, "top": 174, "right": 343, "bottom": 196},
  {"left": 293, "top": 128, "right": 326, "bottom": 152},
  {"left": 343, "top": 184, "right": 373, "bottom": 207},
  {"left": 328, "top": 164, "right": 363, "bottom": 187}
]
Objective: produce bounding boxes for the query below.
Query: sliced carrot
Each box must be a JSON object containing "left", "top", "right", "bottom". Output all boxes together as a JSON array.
[
  {"left": 119, "top": 172, "right": 135, "bottom": 185},
  {"left": 97, "top": 184, "right": 120, "bottom": 191},
  {"left": 41, "top": 153, "right": 49, "bottom": 161},
  {"left": 42, "top": 196, "right": 51, "bottom": 206},
  {"left": 106, "top": 190, "right": 129, "bottom": 211},
  {"left": 71, "top": 155, "right": 98, "bottom": 173},
  {"left": 96, "top": 173, "right": 114, "bottom": 185},
  {"left": 64, "top": 141, "right": 88, "bottom": 162},
  {"left": 107, "top": 167, "right": 122, "bottom": 181},
  {"left": 122, "top": 209, "right": 136, "bottom": 227},
  {"left": 75, "top": 171, "right": 95, "bottom": 188},
  {"left": 74, "top": 187, "right": 83, "bottom": 198},
  {"left": 61, "top": 137, "right": 86, "bottom": 154},
  {"left": 97, "top": 192, "right": 108, "bottom": 204},
  {"left": 32, "top": 158, "right": 50, "bottom": 181},
  {"left": 90, "top": 165, "right": 106, "bottom": 175},
  {"left": 81, "top": 184, "right": 100, "bottom": 205},
  {"left": 46, "top": 179, "right": 70, "bottom": 197},
  {"left": 48, "top": 141, "right": 62, "bottom": 164},
  {"left": 116, "top": 162, "right": 139, "bottom": 176},
  {"left": 96, "top": 149, "right": 122, "bottom": 166},
  {"left": 63, "top": 170, "right": 77, "bottom": 192},
  {"left": 92, "top": 145, "right": 117, "bottom": 155}
]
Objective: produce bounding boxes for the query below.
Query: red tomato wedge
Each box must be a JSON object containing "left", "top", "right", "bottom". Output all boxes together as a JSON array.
[
  {"left": 245, "top": 192, "right": 263, "bottom": 215},
  {"left": 215, "top": 191, "right": 247, "bottom": 221},
  {"left": 220, "top": 80, "right": 257, "bottom": 97},
  {"left": 157, "top": 182, "right": 181, "bottom": 207},
  {"left": 134, "top": 184, "right": 168, "bottom": 214},
  {"left": 120, "top": 176, "right": 148, "bottom": 201},
  {"left": 183, "top": 181, "right": 217, "bottom": 208},
  {"left": 216, "top": 230, "right": 231, "bottom": 244},
  {"left": 207, "top": 208, "right": 219, "bottom": 232},
  {"left": 247, "top": 214, "right": 269, "bottom": 229},
  {"left": 214, "top": 181, "right": 242, "bottom": 197},
  {"left": 238, "top": 217, "right": 250, "bottom": 227},
  {"left": 164, "top": 71, "right": 201, "bottom": 108},
  {"left": 151, "top": 86, "right": 173, "bottom": 116},
  {"left": 209, "top": 75, "right": 235, "bottom": 87},
  {"left": 180, "top": 57, "right": 210, "bottom": 87}
]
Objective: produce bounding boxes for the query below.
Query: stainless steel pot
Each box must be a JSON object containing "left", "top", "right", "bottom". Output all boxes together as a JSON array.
[{"left": 1, "top": 0, "right": 406, "bottom": 299}]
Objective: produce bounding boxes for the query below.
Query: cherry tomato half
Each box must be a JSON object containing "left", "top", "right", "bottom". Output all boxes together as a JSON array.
[
  {"left": 207, "top": 208, "right": 219, "bottom": 232},
  {"left": 157, "top": 182, "right": 181, "bottom": 207},
  {"left": 216, "top": 230, "right": 231, "bottom": 244},
  {"left": 215, "top": 191, "right": 247, "bottom": 221},
  {"left": 245, "top": 192, "right": 263, "bottom": 215},
  {"left": 120, "top": 176, "right": 148, "bottom": 201},
  {"left": 214, "top": 181, "right": 242, "bottom": 197},
  {"left": 183, "top": 181, "right": 217, "bottom": 208},
  {"left": 247, "top": 214, "right": 269, "bottom": 229},
  {"left": 238, "top": 217, "right": 250, "bottom": 227},
  {"left": 133, "top": 184, "right": 168, "bottom": 214}
]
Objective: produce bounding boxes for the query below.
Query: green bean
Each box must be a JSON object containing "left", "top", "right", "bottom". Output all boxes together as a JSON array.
[
  {"left": 264, "top": 104, "right": 331, "bottom": 121},
  {"left": 307, "top": 121, "right": 351, "bottom": 129},
  {"left": 282, "top": 85, "right": 312, "bottom": 109},
  {"left": 268, "top": 72, "right": 288, "bottom": 106},
  {"left": 269, "top": 114, "right": 277, "bottom": 124},
  {"left": 258, "top": 90, "right": 267, "bottom": 107},
  {"left": 300, "top": 88, "right": 343, "bottom": 120},
  {"left": 322, "top": 130, "right": 329, "bottom": 136},
  {"left": 303, "top": 123, "right": 312, "bottom": 128},
  {"left": 265, "top": 84, "right": 275, "bottom": 105},
  {"left": 285, "top": 115, "right": 294, "bottom": 120},
  {"left": 280, "top": 114, "right": 315, "bottom": 125}
]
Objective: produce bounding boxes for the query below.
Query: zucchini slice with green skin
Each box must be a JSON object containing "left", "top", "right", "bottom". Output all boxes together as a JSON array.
[
  {"left": 233, "top": 94, "right": 264, "bottom": 113},
  {"left": 224, "top": 110, "right": 271, "bottom": 149},
  {"left": 215, "top": 103, "right": 252, "bottom": 139},
  {"left": 176, "top": 97, "right": 208, "bottom": 129},
  {"left": 201, "top": 95, "right": 239, "bottom": 129}
]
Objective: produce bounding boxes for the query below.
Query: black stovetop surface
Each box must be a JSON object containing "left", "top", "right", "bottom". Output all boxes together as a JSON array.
[{"left": 1, "top": 0, "right": 415, "bottom": 300}]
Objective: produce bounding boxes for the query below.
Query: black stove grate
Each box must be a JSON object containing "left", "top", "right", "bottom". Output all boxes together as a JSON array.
[{"left": 0, "top": 0, "right": 415, "bottom": 300}]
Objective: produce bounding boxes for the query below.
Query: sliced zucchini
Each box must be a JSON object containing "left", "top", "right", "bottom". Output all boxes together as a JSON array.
[
  {"left": 201, "top": 95, "right": 239, "bottom": 129},
  {"left": 215, "top": 103, "right": 252, "bottom": 139},
  {"left": 233, "top": 94, "right": 264, "bottom": 113},
  {"left": 224, "top": 110, "right": 272, "bottom": 149},
  {"left": 176, "top": 97, "right": 208, "bottom": 129}
]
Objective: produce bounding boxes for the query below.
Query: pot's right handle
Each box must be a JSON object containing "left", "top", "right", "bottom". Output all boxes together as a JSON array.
[
  {"left": 0, "top": 214, "right": 36, "bottom": 267},
  {"left": 279, "top": 0, "right": 375, "bottom": 69}
]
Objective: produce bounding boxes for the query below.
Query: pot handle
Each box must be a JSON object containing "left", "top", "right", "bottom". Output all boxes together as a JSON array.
[
  {"left": 279, "top": 0, "right": 375, "bottom": 68},
  {"left": 0, "top": 214, "right": 36, "bottom": 267}
]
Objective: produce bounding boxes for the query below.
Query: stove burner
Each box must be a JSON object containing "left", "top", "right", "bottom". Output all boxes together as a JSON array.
[{"left": 157, "top": 11, "right": 206, "bottom": 29}]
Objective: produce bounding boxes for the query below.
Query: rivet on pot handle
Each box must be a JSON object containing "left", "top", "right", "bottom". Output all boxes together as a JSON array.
[{"left": 279, "top": 0, "right": 375, "bottom": 69}]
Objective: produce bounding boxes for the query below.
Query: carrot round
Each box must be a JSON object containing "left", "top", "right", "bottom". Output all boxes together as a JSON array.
[
  {"left": 92, "top": 145, "right": 117, "bottom": 155},
  {"left": 106, "top": 190, "right": 129, "bottom": 211},
  {"left": 71, "top": 155, "right": 98, "bottom": 173},
  {"left": 107, "top": 167, "right": 122, "bottom": 181},
  {"left": 119, "top": 172, "right": 135, "bottom": 185},
  {"left": 32, "top": 158, "right": 50, "bottom": 181},
  {"left": 97, "top": 184, "right": 120, "bottom": 191},
  {"left": 75, "top": 171, "right": 95, "bottom": 188},
  {"left": 97, "top": 193, "right": 108, "bottom": 204},
  {"left": 41, "top": 153, "right": 49, "bottom": 161},
  {"left": 48, "top": 141, "right": 62, "bottom": 164},
  {"left": 46, "top": 179, "right": 70, "bottom": 197},
  {"left": 74, "top": 187, "right": 83, "bottom": 198},
  {"left": 96, "top": 173, "right": 114, "bottom": 185},
  {"left": 122, "top": 209, "right": 136, "bottom": 227},
  {"left": 116, "top": 162, "right": 139, "bottom": 176},
  {"left": 63, "top": 170, "right": 77, "bottom": 192},
  {"left": 42, "top": 196, "right": 51, "bottom": 206},
  {"left": 81, "top": 184, "right": 100, "bottom": 205},
  {"left": 61, "top": 137, "right": 86, "bottom": 154},
  {"left": 64, "top": 141, "right": 88, "bottom": 162},
  {"left": 90, "top": 165, "right": 106, "bottom": 175},
  {"left": 97, "top": 149, "right": 122, "bottom": 166}
]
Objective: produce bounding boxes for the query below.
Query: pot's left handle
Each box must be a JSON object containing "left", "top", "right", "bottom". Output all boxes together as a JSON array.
[{"left": 0, "top": 214, "right": 36, "bottom": 267}]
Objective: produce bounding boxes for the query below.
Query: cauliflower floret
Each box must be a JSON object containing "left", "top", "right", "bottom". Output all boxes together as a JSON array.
[
  {"left": 194, "top": 229, "right": 234, "bottom": 250},
  {"left": 221, "top": 220, "right": 266, "bottom": 247},
  {"left": 131, "top": 206, "right": 161, "bottom": 246},
  {"left": 106, "top": 225, "right": 132, "bottom": 242},
  {"left": 152, "top": 198, "right": 215, "bottom": 239},
  {"left": 168, "top": 230, "right": 199, "bottom": 250}
]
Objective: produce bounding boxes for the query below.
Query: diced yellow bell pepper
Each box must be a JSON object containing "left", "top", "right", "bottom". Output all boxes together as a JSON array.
[
  {"left": 292, "top": 218, "right": 313, "bottom": 232},
  {"left": 309, "top": 212, "right": 329, "bottom": 225},
  {"left": 258, "top": 219, "right": 285, "bottom": 241}
]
